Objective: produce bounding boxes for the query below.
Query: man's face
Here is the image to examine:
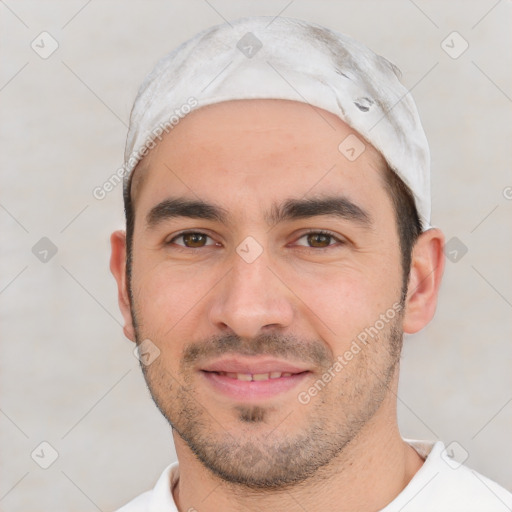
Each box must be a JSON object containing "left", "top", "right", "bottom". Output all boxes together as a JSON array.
[{"left": 125, "top": 99, "right": 406, "bottom": 488}]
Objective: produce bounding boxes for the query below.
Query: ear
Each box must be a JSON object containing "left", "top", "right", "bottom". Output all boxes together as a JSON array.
[
  {"left": 110, "top": 230, "right": 136, "bottom": 342},
  {"left": 403, "top": 228, "right": 445, "bottom": 334}
]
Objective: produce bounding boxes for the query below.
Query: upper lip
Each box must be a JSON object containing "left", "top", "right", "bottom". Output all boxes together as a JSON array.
[{"left": 200, "top": 356, "right": 311, "bottom": 374}]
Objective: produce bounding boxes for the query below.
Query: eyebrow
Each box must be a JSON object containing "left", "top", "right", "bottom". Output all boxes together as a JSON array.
[
  {"left": 267, "top": 196, "right": 372, "bottom": 227},
  {"left": 145, "top": 195, "right": 372, "bottom": 230}
]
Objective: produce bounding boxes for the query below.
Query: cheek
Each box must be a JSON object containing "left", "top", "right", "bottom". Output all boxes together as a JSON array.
[
  {"left": 132, "top": 261, "right": 218, "bottom": 334},
  {"left": 283, "top": 254, "right": 402, "bottom": 347}
]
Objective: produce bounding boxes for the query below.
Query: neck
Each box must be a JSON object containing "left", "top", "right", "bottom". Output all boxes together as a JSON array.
[{"left": 171, "top": 383, "right": 424, "bottom": 511}]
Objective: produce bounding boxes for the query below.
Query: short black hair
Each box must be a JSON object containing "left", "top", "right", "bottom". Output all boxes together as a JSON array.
[{"left": 380, "top": 163, "right": 423, "bottom": 299}]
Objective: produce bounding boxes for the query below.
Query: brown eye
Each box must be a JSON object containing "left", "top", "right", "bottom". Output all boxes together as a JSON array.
[
  {"left": 169, "top": 232, "right": 215, "bottom": 248},
  {"left": 307, "top": 233, "right": 332, "bottom": 248},
  {"left": 294, "top": 230, "right": 343, "bottom": 249},
  {"left": 183, "top": 233, "right": 207, "bottom": 247}
]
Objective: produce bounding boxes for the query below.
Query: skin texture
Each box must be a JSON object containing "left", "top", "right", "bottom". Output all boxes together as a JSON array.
[{"left": 110, "top": 99, "right": 445, "bottom": 512}]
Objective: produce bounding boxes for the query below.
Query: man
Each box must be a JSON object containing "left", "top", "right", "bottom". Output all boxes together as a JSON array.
[{"left": 110, "top": 16, "right": 512, "bottom": 511}]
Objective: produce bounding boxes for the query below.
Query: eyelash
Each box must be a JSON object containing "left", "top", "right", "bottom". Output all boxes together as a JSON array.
[{"left": 166, "top": 229, "right": 345, "bottom": 251}]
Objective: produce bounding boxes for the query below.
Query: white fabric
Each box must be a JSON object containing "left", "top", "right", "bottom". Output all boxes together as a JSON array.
[
  {"left": 124, "top": 16, "right": 432, "bottom": 227},
  {"left": 114, "top": 439, "right": 512, "bottom": 511}
]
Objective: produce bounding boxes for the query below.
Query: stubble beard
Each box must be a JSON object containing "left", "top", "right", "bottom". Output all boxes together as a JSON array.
[{"left": 132, "top": 307, "right": 403, "bottom": 491}]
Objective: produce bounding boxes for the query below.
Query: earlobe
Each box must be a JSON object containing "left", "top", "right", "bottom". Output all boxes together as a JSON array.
[
  {"left": 109, "top": 230, "right": 136, "bottom": 342},
  {"left": 402, "top": 228, "right": 445, "bottom": 334}
]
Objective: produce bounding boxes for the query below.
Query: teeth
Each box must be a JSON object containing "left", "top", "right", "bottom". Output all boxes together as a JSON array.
[{"left": 217, "top": 371, "right": 294, "bottom": 381}]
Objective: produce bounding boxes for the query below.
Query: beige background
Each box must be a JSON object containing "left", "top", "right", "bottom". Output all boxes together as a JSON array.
[{"left": 1, "top": 0, "right": 511, "bottom": 510}]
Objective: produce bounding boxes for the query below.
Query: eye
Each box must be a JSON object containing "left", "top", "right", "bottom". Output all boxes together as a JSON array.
[
  {"left": 294, "top": 230, "right": 344, "bottom": 249},
  {"left": 167, "top": 231, "right": 218, "bottom": 248}
]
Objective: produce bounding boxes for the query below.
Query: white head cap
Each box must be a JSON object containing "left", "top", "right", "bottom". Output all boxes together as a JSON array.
[{"left": 124, "top": 16, "right": 431, "bottom": 227}]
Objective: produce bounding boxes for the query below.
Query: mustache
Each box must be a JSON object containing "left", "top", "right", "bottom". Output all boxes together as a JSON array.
[{"left": 181, "top": 332, "right": 333, "bottom": 369}]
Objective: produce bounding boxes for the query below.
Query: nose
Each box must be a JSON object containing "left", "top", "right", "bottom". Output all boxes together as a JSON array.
[{"left": 208, "top": 245, "right": 295, "bottom": 339}]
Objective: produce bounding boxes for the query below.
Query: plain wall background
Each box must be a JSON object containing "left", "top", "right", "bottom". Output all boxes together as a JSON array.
[{"left": 1, "top": 1, "right": 511, "bottom": 510}]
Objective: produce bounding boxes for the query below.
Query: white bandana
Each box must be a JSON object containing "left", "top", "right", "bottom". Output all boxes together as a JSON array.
[{"left": 124, "top": 16, "right": 431, "bottom": 226}]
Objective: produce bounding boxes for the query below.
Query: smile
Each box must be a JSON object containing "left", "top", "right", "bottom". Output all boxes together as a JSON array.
[
  {"left": 212, "top": 371, "right": 294, "bottom": 381},
  {"left": 200, "top": 359, "right": 311, "bottom": 400}
]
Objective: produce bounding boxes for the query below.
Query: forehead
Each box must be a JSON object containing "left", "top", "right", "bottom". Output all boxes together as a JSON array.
[{"left": 130, "top": 99, "right": 389, "bottom": 215}]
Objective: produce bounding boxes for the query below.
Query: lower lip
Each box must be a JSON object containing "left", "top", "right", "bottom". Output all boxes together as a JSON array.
[{"left": 200, "top": 371, "right": 310, "bottom": 401}]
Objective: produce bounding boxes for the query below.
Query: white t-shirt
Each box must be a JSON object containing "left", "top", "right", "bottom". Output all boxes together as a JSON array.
[{"left": 114, "top": 440, "right": 512, "bottom": 511}]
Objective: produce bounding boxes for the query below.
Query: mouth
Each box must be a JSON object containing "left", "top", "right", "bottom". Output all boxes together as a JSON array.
[
  {"left": 207, "top": 371, "right": 296, "bottom": 381},
  {"left": 199, "top": 357, "right": 312, "bottom": 401}
]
